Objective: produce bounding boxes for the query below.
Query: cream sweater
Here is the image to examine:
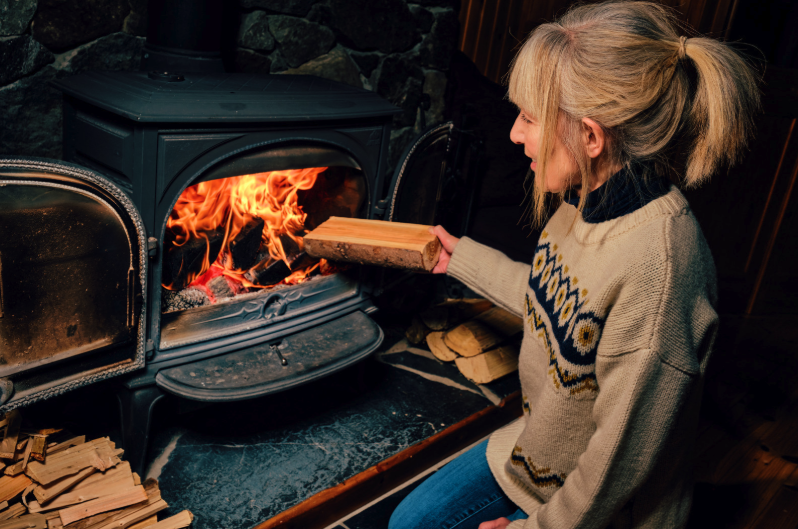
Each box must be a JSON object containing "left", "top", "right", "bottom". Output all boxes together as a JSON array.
[{"left": 447, "top": 187, "right": 717, "bottom": 529}]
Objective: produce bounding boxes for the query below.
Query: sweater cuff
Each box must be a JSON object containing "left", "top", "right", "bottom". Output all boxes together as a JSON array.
[{"left": 446, "top": 236, "right": 486, "bottom": 286}]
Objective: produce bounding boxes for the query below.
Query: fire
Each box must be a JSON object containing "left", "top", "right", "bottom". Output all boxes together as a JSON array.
[{"left": 164, "top": 167, "right": 327, "bottom": 291}]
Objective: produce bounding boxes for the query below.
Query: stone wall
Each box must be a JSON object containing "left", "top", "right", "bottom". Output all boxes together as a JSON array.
[{"left": 0, "top": 0, "right": 459, "bottom": 172}]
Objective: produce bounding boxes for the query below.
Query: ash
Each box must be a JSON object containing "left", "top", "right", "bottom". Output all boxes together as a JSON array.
[{"left": 163, "top": 287, "right": 210, "bottom": 312}]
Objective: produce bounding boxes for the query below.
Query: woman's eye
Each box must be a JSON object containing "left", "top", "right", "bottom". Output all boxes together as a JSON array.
[{"left": 520, "top": 114, "right": 533, "bottom": 124}]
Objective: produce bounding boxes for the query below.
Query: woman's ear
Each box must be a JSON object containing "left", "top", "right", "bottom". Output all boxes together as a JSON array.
[{"left": 581, "top": 117, "right": 606, "bottom": 159}]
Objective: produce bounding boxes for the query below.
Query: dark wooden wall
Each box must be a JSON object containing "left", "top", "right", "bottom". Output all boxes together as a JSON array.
[{"left": 458, "top": 0, "right": 739, "bottom": 85}]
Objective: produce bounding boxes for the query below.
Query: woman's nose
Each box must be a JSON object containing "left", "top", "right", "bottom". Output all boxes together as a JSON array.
[{"left": 509, "top": 120, "right": 524, "bottom": 144}]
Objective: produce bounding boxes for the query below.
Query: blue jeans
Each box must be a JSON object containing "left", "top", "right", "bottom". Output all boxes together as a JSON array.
[{"left": 389, "top": 439, "right": 528, "bottom": 529}]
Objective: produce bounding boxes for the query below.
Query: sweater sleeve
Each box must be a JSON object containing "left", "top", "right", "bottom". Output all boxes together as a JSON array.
[{"left": 446, "top": 237, "right": 531, "bottom": 318}]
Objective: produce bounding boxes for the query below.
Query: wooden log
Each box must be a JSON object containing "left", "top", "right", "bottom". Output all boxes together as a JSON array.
[
  {"left": 0, "top": 514, "right": 46, "bottom": 529},
  {"left": 426, "top": 332, "right": 458, "bottom": 362},
  {"left": 162, "top": 227, "right": 225, "bottom": 290},
  {"left": 443, "top": 307, "right": 523, "bottom": 358},
  {"left": 0, "top": 413, "right": 22, "bottom": 460},
  {"left": 223, "top": 216, "right": 264, "bottom": 271},
  {"left": 304, "top": 217, "right": 441, "bottom": 271},
  {"left": 455, "top": 344, "right": 520, "bottom": 384},
  {"left": 0, "top": 503, "right": 24, "bottom": 521},
  {"left": 146, "top": 511, "right": 192, "bottom": 529},
  {"left": 58, "top": 486, "right": 147, "bottom": 526},
  {"left": 0, "top": 475, "right": 32, "bottom": 503},
  {"left": 244, "top": 252, "right": 315, "bottom": 287}
]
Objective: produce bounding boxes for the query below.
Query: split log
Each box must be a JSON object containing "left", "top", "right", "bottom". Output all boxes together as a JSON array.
[
  {"left": 0, "top": 475, "right": 32, "bottom": 503},
  {"left": 0, "top": 503, "right": 24, "bottom": 521},
  {"left": 304, "top": 217, "right": 441, "bottom": 271},
  {"left": 147, "top": 510, "right": 192, "bottom": 529},
  {"left": 426, "top": 332, "right": 458, "bottom": 362},
  {"left": 58, "top": 485, "right": 147, "bottom": 526},
  {"left": 162, "top": 227, "right": 225, "bottom": 290},
  {"left": 25, "top": 438, "right": 122, "bottom": 486},
  {"left": 405, "top": 317, "right": 431, "bottom": 346},
  {"left": 455, "top": 344, "right": 520, "bottom": 384},
  {"left": 0, "top": 412, "right": 22, "bottom": 460},
  {"left": 0, "top": 514, "right": 46, "bottom": 529},
  {"left": 223, "top": 216, "right": 264, "bottom": 271},
  {"left": 443, "top": 307, "right": 523, "bottom": 358}
]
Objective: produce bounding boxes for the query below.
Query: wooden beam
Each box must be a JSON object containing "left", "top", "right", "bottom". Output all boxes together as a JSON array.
[
  {"left": 303, "top": 217, "right": 441, "bottom": 272},
  {"left": 253, "top": 391, "right": 522, "bottom": 529}
]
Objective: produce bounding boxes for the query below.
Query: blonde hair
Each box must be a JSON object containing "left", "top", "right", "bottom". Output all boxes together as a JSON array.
[{"left": 508, "top": 1, "right": 761, "bottom": 226}]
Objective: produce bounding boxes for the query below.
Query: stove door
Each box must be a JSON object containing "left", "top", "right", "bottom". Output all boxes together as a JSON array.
[
  {"left": 0, "top": 158, "right": 147, "bottom": 412},
  {"left": 383, "top": 122, "right": 481, "bottom": 237}
]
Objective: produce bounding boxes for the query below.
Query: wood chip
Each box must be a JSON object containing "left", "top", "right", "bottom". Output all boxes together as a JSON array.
[
  {"left": 58, "top": 486, "right": 148, "bottom": 526},
  {"left": 146, "top": 511, "right": 192, "bottom": 529},
  {"left": 26, "top": 439, "right": 122, "bottom": 485},
  {"left": 29, "top": 462, "right": 135, "bottom": 512},
  {"left": 76, "top": 480, "right": 164, "bottom": 529},
  {"left": 0, "top": 475, "right": 33, "bottom": 503},
  {"left": 0, "top": 502, "right": 7, "bottom": 512},
  {"left": 0, "top": 503, "right": 25, "bottom": 521},
  {"left": 128, "top": 516, "right": 158, "bottom": 529},
  {"left": 32, "top": 468, "right": 95, "bottom": 505},
  {"left": 0, "top": 513, "right": 46, "bottom": 529},
  {"left": 29, "top": 438, "right": 47, "bottom": 464},
  {"left": 46, "top": 438, "right": 85, "bottom": 457},
  {"left": 0, "top": 413, "right": 22, "bottom": 460}
]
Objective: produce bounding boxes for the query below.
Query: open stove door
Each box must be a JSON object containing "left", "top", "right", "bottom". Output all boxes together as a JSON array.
[
  {"left": 383, "top": 122, "right": 481, "bottom": 237},
  {"left": 0, "top": 158, "right": 147, "bottom": 413}
]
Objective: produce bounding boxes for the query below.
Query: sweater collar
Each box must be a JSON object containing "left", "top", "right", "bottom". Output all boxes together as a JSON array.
[{"left": 564, "top": 164, "right": 671, "bottom": 223}]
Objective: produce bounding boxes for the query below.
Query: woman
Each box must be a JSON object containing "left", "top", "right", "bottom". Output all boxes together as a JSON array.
[{"left": 389, "top": 2, "right": 760, "bottom": 528}]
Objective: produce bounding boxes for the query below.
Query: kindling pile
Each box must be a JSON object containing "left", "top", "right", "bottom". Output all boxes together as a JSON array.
[{"left": 0, "top": 410, "right": 193, "bottom": 529}]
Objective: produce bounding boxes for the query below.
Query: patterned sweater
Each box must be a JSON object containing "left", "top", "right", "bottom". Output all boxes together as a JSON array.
[{"left": 447, "top": 185, "right": 717, "bottom": 529}]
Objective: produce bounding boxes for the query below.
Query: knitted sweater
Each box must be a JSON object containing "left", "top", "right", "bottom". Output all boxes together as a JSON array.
[{"left": 447, "top": 186, "right": 717, "bottom": 529}]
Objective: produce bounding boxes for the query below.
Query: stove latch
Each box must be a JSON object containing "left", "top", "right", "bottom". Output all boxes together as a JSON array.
[{"left": 147, "top": 237, "right": 159, "bottom": 259}]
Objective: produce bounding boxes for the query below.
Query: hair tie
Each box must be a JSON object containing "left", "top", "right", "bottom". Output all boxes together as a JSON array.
[{"left": 678, "top": 36, "right": 688, "bottom": 59}]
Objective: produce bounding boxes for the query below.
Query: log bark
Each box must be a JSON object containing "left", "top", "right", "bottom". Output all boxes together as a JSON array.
[
  {"left": 454, "top": 344, "right": 520, "bottom": 384},
  {"left": 304, "top": 217, "right": 440, "bottom": 271},
  {"left": 405, "top": 317, "right": 431, "bottom": 346}
]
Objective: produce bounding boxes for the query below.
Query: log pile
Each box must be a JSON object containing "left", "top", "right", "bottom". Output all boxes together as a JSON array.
[
  {"left": 409, "top": 300, "right": 523, "bottom": 384},
  {"left": 0, "top": 411, "right": 193, "bottom": 529}
]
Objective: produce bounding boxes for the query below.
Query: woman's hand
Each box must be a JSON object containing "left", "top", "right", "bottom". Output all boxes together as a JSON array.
[
  {"left": 478, "top": 517, "right": 512, "bottom": 529},
  {"left": 429, "top": 225, "right": 460, "bottom": 274}
]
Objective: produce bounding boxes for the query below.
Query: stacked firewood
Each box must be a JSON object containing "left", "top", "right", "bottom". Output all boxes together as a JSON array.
[
  {"left": 0, "top": 411, "right": 193, "bottom": 529},
  {"left": 406, "top": 300, "right": 524, "bottom": 384}
]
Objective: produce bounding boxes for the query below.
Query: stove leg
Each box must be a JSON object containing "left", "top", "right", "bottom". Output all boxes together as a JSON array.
[{"left": 116, "top": 384, "right": 165, "bottom": 477}]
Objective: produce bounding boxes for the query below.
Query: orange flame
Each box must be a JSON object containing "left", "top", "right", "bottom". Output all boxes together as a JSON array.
[{"left": 164, "top": 167, "right": 327, "bottom": 290}]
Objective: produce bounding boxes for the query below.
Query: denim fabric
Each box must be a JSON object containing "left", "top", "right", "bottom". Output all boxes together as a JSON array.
[{"left": 389, "top": 439, "right": 528, "bottom": 529}]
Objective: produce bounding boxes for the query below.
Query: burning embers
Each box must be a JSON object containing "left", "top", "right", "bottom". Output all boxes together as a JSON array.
[{"left": 161, "top": 166, "right": 365, "bottom": 313}]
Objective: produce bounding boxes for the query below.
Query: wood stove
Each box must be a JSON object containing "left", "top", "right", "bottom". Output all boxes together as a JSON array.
[{"left": 0, "top": 68, "right": 477, "bottom": 474}]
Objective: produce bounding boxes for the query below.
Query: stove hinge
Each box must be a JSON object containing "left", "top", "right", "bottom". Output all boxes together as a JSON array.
[{"left": 147, "top": 237, "right": 159, "bottom": 259}]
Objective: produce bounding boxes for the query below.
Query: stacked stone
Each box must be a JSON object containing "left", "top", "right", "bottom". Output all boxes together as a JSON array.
[{"left": 0, "top": 0, "right": 459, "bottom": 172}]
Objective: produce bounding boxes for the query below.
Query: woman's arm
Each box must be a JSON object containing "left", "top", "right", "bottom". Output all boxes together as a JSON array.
[{"left": 429, "top": 226, "right": 532, "bottom": 318}]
